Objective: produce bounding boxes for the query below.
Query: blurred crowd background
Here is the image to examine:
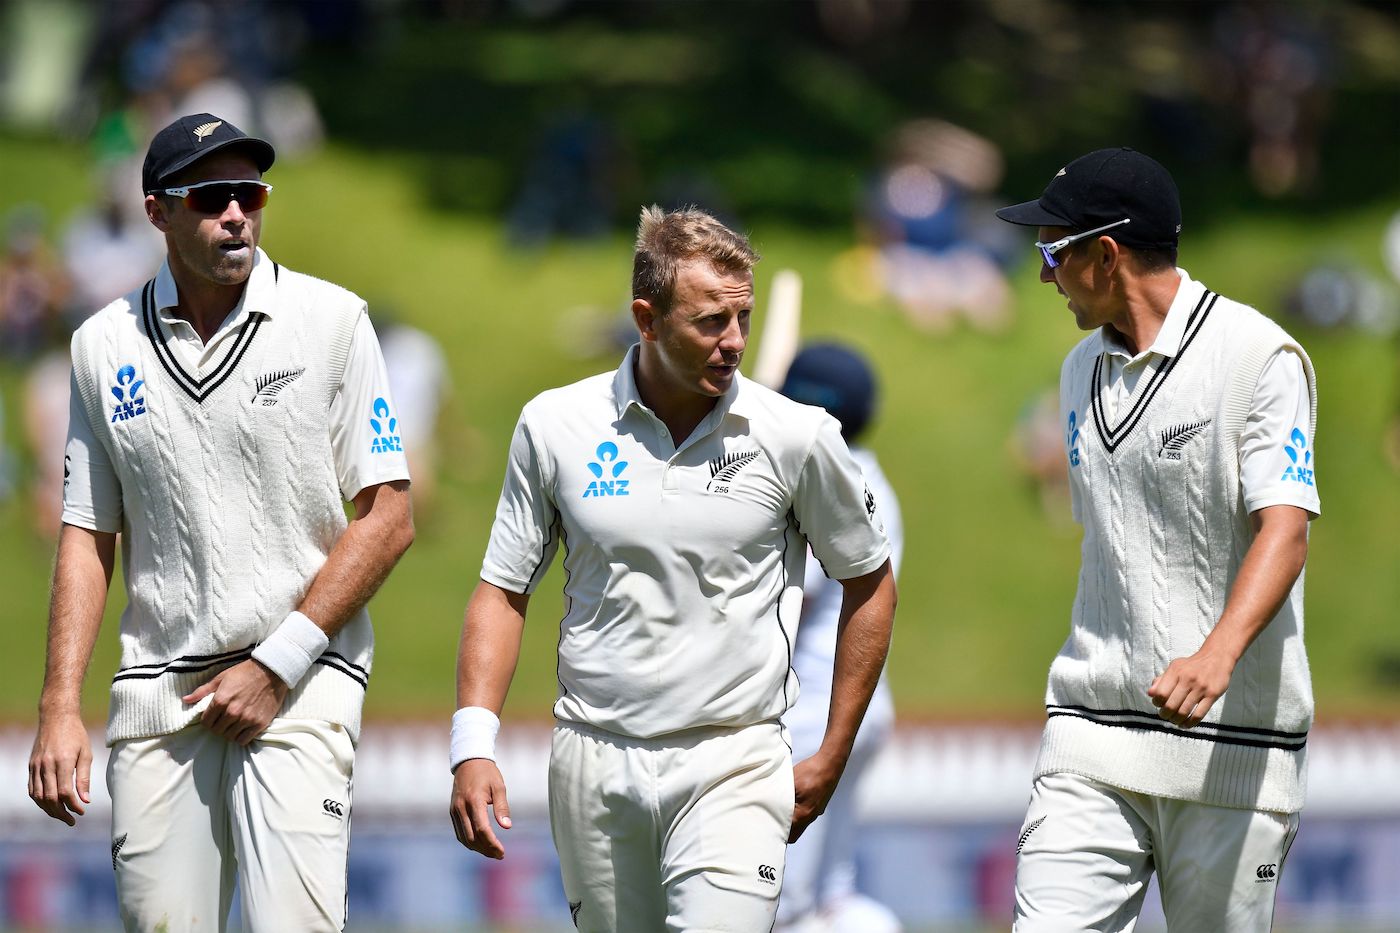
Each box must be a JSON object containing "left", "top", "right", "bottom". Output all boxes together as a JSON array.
[{"left": 2, "top": 1, "right": 1400, "bottom": 930}]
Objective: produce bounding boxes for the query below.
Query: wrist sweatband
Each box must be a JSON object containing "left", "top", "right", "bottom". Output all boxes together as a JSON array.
[
  {"left": 251, "top": 610, "right": 329, "bottom": 688},
  {"left": 450, "top": 706, "right": 501, "bottom": 771}
]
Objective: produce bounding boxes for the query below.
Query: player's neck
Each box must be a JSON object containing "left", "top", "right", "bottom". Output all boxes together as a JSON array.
[
  {"left": 166, "top": 257, "right": 246, "bottom": 345},
  {"left": 1106, "top": 267, "right": 1182, "bottom": 356},
  {"left": 634, "top": 354, "right": 719, "bottom": 446}
]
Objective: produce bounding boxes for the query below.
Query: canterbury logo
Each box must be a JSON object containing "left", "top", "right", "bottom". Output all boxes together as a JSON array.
[
  {"left": 322, "top": 798, "right": 344, "bottom": 818},
  {"left": 193, "top": 120, "right": 223, "bottom": 141},
  {"left": 1016, "top": 816, "right": 1046, "bottom": 854},
  {"left": 707, "top": 451, "right": 760, "bottom": 492},
  {"left": 252, "top": 367, "right": 304, "bottom": 406},
  {"left": 757, "top": 864, "right": 778, "bottom": 883},
  {"left": 1158, "top": 419, "right": 1211, "bottom": 460},
  {"left": 1256, "top": 863, "right": 1277, "bottom": 881},
  {"left": 569, "top": 900, "right": 583, "bottom": 926}
]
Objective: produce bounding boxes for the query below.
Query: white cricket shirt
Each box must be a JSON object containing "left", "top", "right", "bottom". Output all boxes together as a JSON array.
[
  {"left": 481, "top": 346, "right": 891, "bottom": 739},
  {"left": 62, "top": 249, "right": 408, "bottom": 531}
]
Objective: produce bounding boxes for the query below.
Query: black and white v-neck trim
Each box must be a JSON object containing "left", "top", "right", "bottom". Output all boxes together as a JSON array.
[
  {"left": 140, "top": 265, "right": 276, "bottom": 404},
  {"left": 1090, "top": 289, "right": 1217, "bottom": 454}
]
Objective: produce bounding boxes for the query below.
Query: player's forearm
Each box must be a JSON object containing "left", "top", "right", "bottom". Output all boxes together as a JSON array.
[
  {"left": 1203, "top": 505, "right": 1309, "bottom": 665},
  {"left": 821, "top": 562, "right": 897, "bottom": 762},
  {"left": 457, "top": 581, "right": 528, "bottom": 713},
  {"left": 38, "top": 525, "right": 115, "bottom": 717},
  {"left": 297, "top": 480, "right": 414, "bottom": 638}
]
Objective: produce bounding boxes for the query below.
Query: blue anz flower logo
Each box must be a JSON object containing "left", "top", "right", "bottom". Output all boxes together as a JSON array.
[
  {"left": 1066, "top": 410, "right": 1081, "bottom": 468},
  {"left": 582, "top": 441, "right": 629, "bottom": 498},
  {"left": 369, "top": 397, "right": 403, "bottom": 453},
  {"left": 1281, "top": 428, "right": 1314, "bottom": 486},
  {"left": 109, "top": 365, "right": 147, "bottom": 422}
]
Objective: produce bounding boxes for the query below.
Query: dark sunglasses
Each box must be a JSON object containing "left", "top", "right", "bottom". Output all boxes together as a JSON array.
[{"left": 160, "top": 179, "right": 272, "bottom": 214}]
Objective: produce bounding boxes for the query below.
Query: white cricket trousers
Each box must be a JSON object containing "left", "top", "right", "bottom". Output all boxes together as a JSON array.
[
  {"left": 1014, "top": 772, "right": 1300, "bottom": 933},
  {"left": 107, "top": 718, "right": 355, "bottom": 932},
  {"left": 549, "top": 719, "right": 794, "bottom": 933}
]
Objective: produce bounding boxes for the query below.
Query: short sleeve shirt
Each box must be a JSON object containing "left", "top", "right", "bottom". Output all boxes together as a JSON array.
[
  {"left": 481, "top": 346, "right": 890, "bottom": 738},
  {"left": 62, "top": 251, "right": 408, "bottom": 530}
]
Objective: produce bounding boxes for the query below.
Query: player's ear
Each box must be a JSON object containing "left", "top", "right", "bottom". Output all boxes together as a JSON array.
[
  {"left": 632, "top": 298, "right": 660, "bottom": 342},
  {"left": 1098, "top": 235, "right": 1122, "bottom": 275},
  {"left": 145, "top": 194, "right": 172, "bottom": 233}
]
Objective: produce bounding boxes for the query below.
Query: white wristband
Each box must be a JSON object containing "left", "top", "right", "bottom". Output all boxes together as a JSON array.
[
  {"left": 251, "top": 611, "right": 330, "bottom": 688},
  {"left": 450, "top": 706, "right": 501, "bottom": 771}
]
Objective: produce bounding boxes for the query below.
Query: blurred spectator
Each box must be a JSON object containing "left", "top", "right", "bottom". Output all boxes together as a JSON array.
[
  {"left": 506, "top": 108, "right": 625, "bottom": 248},
  {"left": 841, "top": 120, "right": 1018, "bottom": 335},
  {"left": 1008, "top": 387, "right": 1074, "bottom": 527},
  {"left": 1384, "top": 208, "right": 1400, "bottom": 473},
  {"left": 1211, "top": 2, "right": 1333, "bottom": 198},
  {"left": 1281, "top": 264, "right": 1399, "bottom": 336},
  {"left": 22, "top": 333, "right": 71, "bottom": 539},
  {"left": 0, "top": 206, "right": 68, "bottom": 360},
  {"left": 379, "top": 314, "right": 452, "bottom": 510},
  {"left": 61, "top": 169, "right": 164, "bottom": 322}
]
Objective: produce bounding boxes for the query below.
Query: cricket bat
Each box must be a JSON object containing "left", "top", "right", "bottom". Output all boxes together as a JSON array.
[{"left": 751, "top": 269, "right": 802, "bottom": 389}]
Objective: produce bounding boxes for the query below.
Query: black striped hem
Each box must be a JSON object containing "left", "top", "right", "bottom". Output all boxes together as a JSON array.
[
  {"left": 1047, "top": 703, "right": 1308, "bottom": 751},
  {"left": 1091, "top": 290, "right": 1217, "bottom": 454},
  {"left": 112, "top": 644, "right": 369, "bottom": 690},
  {"left": 140, "top": 276, "right": 266, "bottom": 404},
  {"left": 112, "top": 647, "right": 255, "bottom": 682}
]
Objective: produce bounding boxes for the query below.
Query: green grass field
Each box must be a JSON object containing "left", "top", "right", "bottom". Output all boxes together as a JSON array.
[{"left": 2, "top": 134, "right": 1399, "bottom": 725}]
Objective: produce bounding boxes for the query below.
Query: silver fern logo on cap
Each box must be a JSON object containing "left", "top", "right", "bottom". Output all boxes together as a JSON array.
[{"left": 193, "top": 120, "right": 223, "bottom": 141}]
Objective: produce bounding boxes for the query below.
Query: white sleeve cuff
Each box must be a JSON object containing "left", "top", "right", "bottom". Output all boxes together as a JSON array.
[
  {"left": 251, "top": 610, "right": 330, "bottom": 688},
  {"left": 450, "top": 706, "right": 501, "bottom": 771}
]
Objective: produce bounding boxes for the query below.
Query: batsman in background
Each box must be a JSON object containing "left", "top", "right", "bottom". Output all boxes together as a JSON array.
[
  {"left": 27, "top": 113, "right": 414, "bottom": 930},
  {"left": 448, "top": 205, "right": 896, "bottom": 932},
  {"left": 997, "top": 148, "right": 1319, "bottom": 930},
  {"left": 776, "top": 344, "right": 904, "bottom": 933}
]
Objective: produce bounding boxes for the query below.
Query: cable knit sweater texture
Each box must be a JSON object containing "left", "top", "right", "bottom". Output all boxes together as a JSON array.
[
  {"left": 71, "top": 263, "right": 373, "bottom": 745},
  {"left": 1039, "top": 284, "right": 1317, "bottom": 813}
]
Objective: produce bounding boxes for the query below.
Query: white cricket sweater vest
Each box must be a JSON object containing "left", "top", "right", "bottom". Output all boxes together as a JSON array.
[
  {"left": 71, "top": 264, "right": 374, "bottom": 745},
  {"left": 1039, "top": 287, "right": 1317, "bottom": 813}
]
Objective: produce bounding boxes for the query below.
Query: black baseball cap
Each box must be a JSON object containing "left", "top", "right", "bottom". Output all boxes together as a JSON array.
[
  {"left": 142, "top": 113, "right": 276, "bottom": 195},
  {"left": 780, "top": 343, "right": 877, "bottom": 443},
  {"left": 995, "top": 147, "right": 1181, "bottom": 250}
]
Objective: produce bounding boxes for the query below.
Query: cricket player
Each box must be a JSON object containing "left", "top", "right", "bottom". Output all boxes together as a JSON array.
[
  {"left": 777, "top": 344, "right": 904, "bottom": 933},
  {"left": 997, "top": 148, "right": 1319, "bottom": 930},
  {"left": 448, "top": 206, "right": 897, "bottom": 933},
  {"left": 27, "top": 113, "right": 414, "bottom": 931}
]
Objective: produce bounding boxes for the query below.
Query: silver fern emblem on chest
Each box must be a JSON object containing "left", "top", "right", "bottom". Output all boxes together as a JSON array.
[
  {"left": 252, "top": 368, "right": 305, "bottom": 407},
  {"left": 1159, "top": 419, "right": 1212, "bottom": 460},
  {"left": 707, "top": 451, "right": 760, "bottom": 493}
]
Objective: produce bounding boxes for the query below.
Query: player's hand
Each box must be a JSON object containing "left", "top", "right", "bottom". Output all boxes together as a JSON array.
[
  {"left": 450, "top": 758, "right": 513, "bottom": 859},
  {"left": 182, "top": 660, "right": 289, "bottom": 746},
  {"left": 28, "top": 712, "right": 93, "bottom": 826},
  {"left": 1148, "top": 648, "right": 1235, "bottom": 729},
  {"left": 790, "top": 751, "right": 843, "bottom": 844}
]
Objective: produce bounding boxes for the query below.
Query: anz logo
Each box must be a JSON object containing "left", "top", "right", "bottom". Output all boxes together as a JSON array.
[
  {"left": 1280, "top": 428, "right": 1314, "bottom": 486},
  {"left": 1066, "top": 410, "right": 1080, "bottom": 468},
  {"left": 369, "top": 397, "right": 403, "bottom": 454},
  {"left": 110, "top": 365, "right": 147, "bottom": 422},
  {"left": 582, "top": 441, "right": 629, "bottom": 498}
]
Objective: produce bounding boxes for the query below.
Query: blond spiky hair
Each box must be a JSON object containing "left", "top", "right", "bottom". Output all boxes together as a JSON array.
[{"left": 631, "top": 205, "right": 759, "bottom": 313}]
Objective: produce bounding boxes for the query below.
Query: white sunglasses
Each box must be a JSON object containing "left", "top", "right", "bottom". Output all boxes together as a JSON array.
[{"left": 1035, "top": 218, "right": 1131, "bottom": 268}]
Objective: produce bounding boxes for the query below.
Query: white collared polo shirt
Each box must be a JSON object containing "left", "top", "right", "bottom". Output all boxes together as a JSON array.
[{"left": 482, "top": 346, "right": 891, "bottom": 739}]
